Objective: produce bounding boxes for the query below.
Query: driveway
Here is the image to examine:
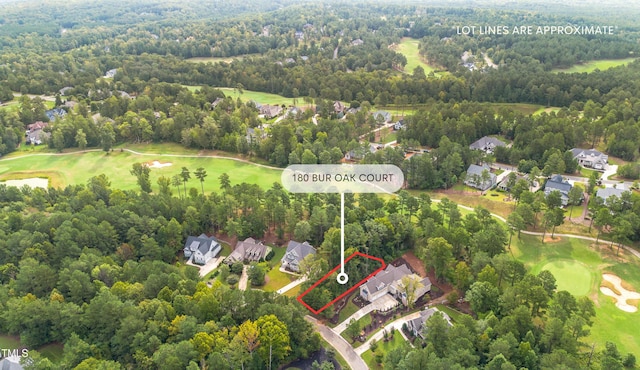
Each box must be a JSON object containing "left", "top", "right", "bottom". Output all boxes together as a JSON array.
[
  {"left": 355, "top": 311, "right": 421, "bottom": 355},
  {"left": 334, "top": 295, "right": 399, "bottom": 334},
  {"left": 187, "top": 256, "right": 224, "bottom": 278},
  {"left": 305, "top": 316, "right": 369, "bottom": 370},
  {"left": 238, "top": 265, "right": 249, "bottom": 291}
]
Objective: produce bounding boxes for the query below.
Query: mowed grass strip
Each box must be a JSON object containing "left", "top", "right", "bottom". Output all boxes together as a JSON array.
[
  {"left": 552, "top": 58, "right": 637, "bottom": 73},
  {"left": 393, "top": 38, "right": 439, "bottom": 75},
  {"left": 0, "top": 150, "right": 282, "bottom": 192}
]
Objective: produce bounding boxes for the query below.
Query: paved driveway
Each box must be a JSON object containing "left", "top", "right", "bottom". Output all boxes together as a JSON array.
[{"left": 305, "top": 316, "right": 369, "bottom": 370}]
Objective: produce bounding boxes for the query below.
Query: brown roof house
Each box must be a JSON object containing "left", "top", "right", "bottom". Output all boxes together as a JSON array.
[
  {"left": 359, "top": 264, "right": 431, "bottom": 306},
  {"left": 225, "top": 238, "right": 271, "bottom": 264}
]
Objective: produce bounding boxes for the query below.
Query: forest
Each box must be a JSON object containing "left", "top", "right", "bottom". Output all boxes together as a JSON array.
[{"left": 1, "top": 0, "right": 640, "bottom": 369}]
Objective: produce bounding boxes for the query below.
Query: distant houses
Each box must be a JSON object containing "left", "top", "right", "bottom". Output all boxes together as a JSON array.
[
  {"left": 469, "top": 136, "right": 506, "bottom": 154},
  {"left": 225, "top": 237, "right": 270, "bottom": 264},
  {"left": 464, "top": 164, "right": 496, "bottom": 191},
  {"left": 183, "top": 234, "right": 221, "bottom": 265},
  {"left": 544, "top": 174, "right": 572, "bottom": 206},
  {"left": 571, "top": 148, "right": 608, "bottom": 170},
  {"left": 372, "top": 110, "right": 392, "bottom": 123},
  {"left": 345, "top": 143, "right": 383, "bottom": 161},
  {"left": 359, "top": 264, "right": 431, "bottom": 306},
  {"left": 259, "top": 104, "right": 283, "bottom": 119},
  {"left": 45, "top": 108, "right": 66, "bottom": 121},
  {"left": 25, "top": 121, "right": 50, "bottom": 145},
  {"left": 281, "top": 240, "right": 316, "bottom": 272},
  {"left": 104, "top": 69, "right": 117, "bottom": 78}
]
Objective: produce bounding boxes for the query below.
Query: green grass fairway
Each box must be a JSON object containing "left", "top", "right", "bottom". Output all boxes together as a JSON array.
[
  {"left": 489, "top": 103, "right": 544, "bottom": 116},
  {"left": 513, "top": 234, "right": 640, "bottom": 356},
  {"left": 393, "top": 38, "right": 446, "bottom": 77},
  {"left": 218, "top": 88, "right": 297, "bottom": 106},
  {"left": 539, "top": 260, "right": 592, "bottom": 296},
  {"left": 0, "top": 148, "right": 283, "bottom": 192},
  {"left": 552, "top": 58, "right": 637, "bottom": 73},
  {"left": 186, "top": 54, "right": 259, "bottom": 64},
  {"left": 0, "top": 334, "right": 63, "bottom": 363}
]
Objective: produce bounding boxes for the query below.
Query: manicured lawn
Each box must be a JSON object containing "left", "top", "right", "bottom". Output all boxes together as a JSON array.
[
  {"left": 552, "top": 58, "right": 637, "bottom": 73},
  {"left": 217, "top": 88, "right": 297, "bottom": 106},
  {"left": 340, "top": 314, "right": 372, "bottom": 345},
  {"left": 434, "top": 304, "right": 468, "bottom": 323},
  {"left": 393, "top": 38, "right": 441, "bottom": 76},
  {"left": 0, "top": 148, "right": 283, "bottom": 192},
  {"left": 219, "top": 242, "right": 233, "bottom": 257},
  {"left": 335, "top": 296, "right": 360, "bottom": 326},
  {"left": 283, "top": 284, "right": 301, "bottom": 298},
  {"left": 489, "top": 103, "right": 544, "bottom": 116},
  {"left": 263, "top": 266, "right": 294, "bottom": 292},
  {"left": 533, "top": 107, "right": 562, "bottom": 115},
  {"left": 0, "top": 334, "right": 21, "bottom": 349},
  {"left": 513, "top": 234, "right": 640, "bottom": 356},
  {"left": 361, "top": 330, "right": 407, "bottom": 369}
]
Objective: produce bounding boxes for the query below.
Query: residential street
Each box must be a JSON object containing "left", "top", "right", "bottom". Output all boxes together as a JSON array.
[{"left": 305, "top": 316, "right": 369, "bottom": 370}]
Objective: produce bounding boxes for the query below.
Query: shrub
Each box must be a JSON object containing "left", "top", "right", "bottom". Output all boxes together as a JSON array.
[
  {"left": 226, "top": 274, "right": 240, "bottom": 285},
  {"left": 218, "top": 264, "right": 230, "bottom": 281},
  {"left": 230, "top": 261, "right": 244, "bottom": 274},
  {"left": 447, "top": 290, "right": 459, "bottom": 306},
  {"left": 265, "top": 249, "right": 275, "bottom": 261}
]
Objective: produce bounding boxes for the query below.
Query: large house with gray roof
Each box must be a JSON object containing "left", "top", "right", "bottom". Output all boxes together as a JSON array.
[
  {"left": 183, "top": 234, "right": 221, "bottom": 265},
  {"left": 281, "top": 240, "right": 316, "bottom": 272},
  {"left": 544, "top": 174, "right": 572, "bottom": 206},
  {"left": 464, "top": 164, "right": 497, "bottom": 191},
  {"left": 571, "top": 148, "right": 608, "bottom": 170},
  {"left": 359, "top": 264, "right": 431, "bottom": 306},
  {"left": 469, "top": 136, "right": 506, "bottom": 154}
]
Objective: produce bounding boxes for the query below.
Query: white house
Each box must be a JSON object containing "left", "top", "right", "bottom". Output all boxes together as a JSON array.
[
  {"left": 570, "top": 148, "right": 608, "bottom": 170},
  {"left": 359, "top": 264, "right": 431, "bottom": 306},
  {"left": 406, "top": 307, "right": 452, "bottom": 339},
  {"left": 183, "top": 234, "right": 221, "bottom": 265}
]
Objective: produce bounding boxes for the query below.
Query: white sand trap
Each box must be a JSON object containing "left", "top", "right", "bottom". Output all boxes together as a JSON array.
[
  {"left": 148, "top": 161, "right": 173, "bottom": 169},
  {"left": 600, "top": 274, "right": 640, "bottom": 313},
  {"left": 1, "top": 178, "right": 48, "bottom": 189}
]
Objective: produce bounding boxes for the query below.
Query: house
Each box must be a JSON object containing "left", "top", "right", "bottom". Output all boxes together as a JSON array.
[
  {"left": 0, "top": 353, "right": 25, "bottom": 370},
  {"left": 260, "top": 104, "right": 283, "bottom": 119},
  {"left": 26, "top": 121, "right": 48, "bottom": 133},
  {"left": 345, "top": 143, "right": 382, "bottom": 161},
  {"left": 333, "top": 101, "right": 346, "bottom": 114},
  {"left": 225, "top": 238, "right": 270, "bottom": 264},
  {"left": 210, "top": 97, "right": 224, "bottom": 109},
  {"left": 372, "top": 110, "right": 392, "bottom": 123},
  {"left": 544, "top": 174, "right": 572, "bottom": 206},
  {"left": 45, "top": 108, "right": 66, "bottom": 121},
  {"left": 294, "top": 31, "right": 304, "bottom": 40},
  {"left": 105, "top": 69, "right": 117, "bottom": 78},
  {"left": 596, "top": 187, "right": 629, "bottom": 205},
  {"left": 359, "top": 264, "right": 431, "bottom": 306},
  {"left": 246, "top": 126, "right": 268, "bottom": 144},
  {"left": 183, "top": 234, "right": 221, "bottom": 265},
  {"left": 26, "top": 129, "right": 50, "bottom": 145},
  {"left": 570, "top": 148, "right": 608, "bottom": 170},
  {"left": 406, "top": 307, "right": 452, "bottom": 339},
  {"left": 464, "top": 164, "right": 497, "bottom": 191},
  {"left": 469, "top": 136, "right": 506, "bottom": 154},
  {"left": 393, "top": 120, "right": 405, "bottom": 131},
  {"left": 281, "top": 240, "right": 316, "bottom": 272},
  {"left": 351, "top": 38, "right": 364, "bottom": 46}
]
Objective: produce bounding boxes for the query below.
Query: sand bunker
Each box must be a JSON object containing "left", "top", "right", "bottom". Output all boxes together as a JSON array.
[
  {"left": 148, "top": 161, "right": 173, "bottom": 169},
  {"left": 1, "top": 178, "right": 48, "bottom": 189},
  {"left": 600, "top": 274, "right": 640, "bottom": 313}
]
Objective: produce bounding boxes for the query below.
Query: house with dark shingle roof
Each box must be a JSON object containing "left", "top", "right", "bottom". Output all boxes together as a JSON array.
[
  {"left": 281, "top": 240, "right": 316, "bottom": 272},
  {"left": 464, "top": 164, "right": 496, "bottom": 191},
  {"left": 544, "top": 174, "right": 572, "bottom": 206},
  {"left": 469, "top": 136, "right": 506, "bottom": 154},
  {"left": 359, "top": 264, "right": 431, "bottom": 306},
  {"left": 570, "top": 148, "right": 608, "bottom": 170},
  {"left": 183, "top": 234, "right": 221, "bottom": 265},
  {"left": 406, "top": 307, "right": 452, "bottom": 339}
]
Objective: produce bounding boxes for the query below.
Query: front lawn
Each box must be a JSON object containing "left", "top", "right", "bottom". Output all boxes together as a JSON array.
[
  {"left": 340, "top": 314, "right": 372, "bottom": 346},
  {"left": 361, "top": 330, "right": 407, "bottom": 369},
  {"left": 334, "top": 295, "right": 360, "bottom": 327}
]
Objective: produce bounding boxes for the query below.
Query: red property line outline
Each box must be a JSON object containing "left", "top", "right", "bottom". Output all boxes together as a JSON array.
[{"left": 297, "top": 252, "right": 386, "bottom": 315}]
